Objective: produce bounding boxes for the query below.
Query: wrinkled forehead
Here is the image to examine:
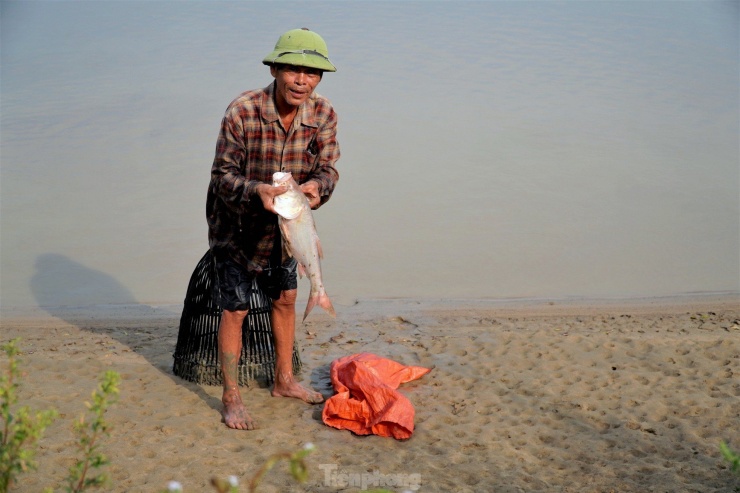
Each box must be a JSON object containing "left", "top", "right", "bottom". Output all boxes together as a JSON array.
[{"left": 273, "top": 63, "right": 323, "bottom": 76}]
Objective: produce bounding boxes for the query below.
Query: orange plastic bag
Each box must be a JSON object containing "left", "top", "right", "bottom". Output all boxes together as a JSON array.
[{"left": 321, "top": 352, "right": 431, "bottom": 440}]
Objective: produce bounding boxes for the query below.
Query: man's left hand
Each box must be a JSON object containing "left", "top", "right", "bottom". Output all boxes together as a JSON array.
[{"left": 300, "top": 180, "right": 321, "bottom": 209}]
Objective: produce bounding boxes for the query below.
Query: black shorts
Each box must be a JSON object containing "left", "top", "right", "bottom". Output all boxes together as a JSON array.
[{"left": 214, "top": 257, "right": 298, "bottom": 311}]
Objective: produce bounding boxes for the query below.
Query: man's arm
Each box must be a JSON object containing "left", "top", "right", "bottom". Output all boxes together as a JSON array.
[
  {"left": 304, "top": 101, "right": 340, "bottom": 209},
  {"left": 210, "top": 108, "right": 279, "bottom": 213}
]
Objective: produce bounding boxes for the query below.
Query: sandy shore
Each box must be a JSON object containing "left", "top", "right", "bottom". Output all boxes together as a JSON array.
[{"left": 2, "top": 295, "right": 739, "bottom": 493}]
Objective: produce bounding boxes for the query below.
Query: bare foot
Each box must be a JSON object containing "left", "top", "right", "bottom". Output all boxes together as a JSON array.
[
  {"left": 272, "top": 372, "right": 324, "bottom": 404},
  {"left": 221, "top": 387, "right": 256, "bottom": 430}
]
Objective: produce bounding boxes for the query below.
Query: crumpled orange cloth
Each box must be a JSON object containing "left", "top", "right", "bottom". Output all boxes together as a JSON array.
[{"left": 321, "top": 353, "right": 431, "bottom": 440}]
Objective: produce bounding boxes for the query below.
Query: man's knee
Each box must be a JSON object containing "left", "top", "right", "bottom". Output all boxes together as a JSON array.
[
  {"left": 224, "top": 308, "right": 249, "bottom": 315},
  {"left": 222, "top": 309, "right": 249, "bottom": 324},
  {"left": 273, "top": 289, "right": 297, "bottom": 307}
]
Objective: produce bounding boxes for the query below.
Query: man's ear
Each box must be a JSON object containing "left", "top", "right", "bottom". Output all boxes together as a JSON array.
[{"left": 269, "top": 64, "right": 278, "bottom": 78}]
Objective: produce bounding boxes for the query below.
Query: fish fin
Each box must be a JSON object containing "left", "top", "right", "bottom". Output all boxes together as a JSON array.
[
  {"left": 280, "top": 226, "right": 293, "bottom": 257},
  {"left": 297, "top": 263, "right": 306, "bottom": 279},
  {"left": 316, "top": 236, "right": 324, "bottom": 259},
  {"left": 302, "top": 292, "right": 335, "bottom": 322},
  {"left": 302, "top": 296, "right": 316, "bottom": 321},
  {"left": 319, "top": 292, "right": 336, "bottom": 318}
]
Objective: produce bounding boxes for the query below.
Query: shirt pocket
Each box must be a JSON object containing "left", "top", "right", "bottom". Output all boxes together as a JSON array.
[{"left": 304, "top": 136, "right": 320, "bottom": 169}]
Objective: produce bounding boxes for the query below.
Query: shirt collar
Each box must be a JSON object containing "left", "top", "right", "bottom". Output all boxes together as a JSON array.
[{"left": 261, "top": 81, "right": 317, "bottom": 128}]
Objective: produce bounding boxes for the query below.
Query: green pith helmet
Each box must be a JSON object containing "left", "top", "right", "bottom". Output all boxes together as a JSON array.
[{"left": 262, "top": 28, "right": 337, "bottom": 72}]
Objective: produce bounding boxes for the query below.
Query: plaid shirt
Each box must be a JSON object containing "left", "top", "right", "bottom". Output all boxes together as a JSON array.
[{"left": 206, "top": 81, "right": 340, "bottom": 272}]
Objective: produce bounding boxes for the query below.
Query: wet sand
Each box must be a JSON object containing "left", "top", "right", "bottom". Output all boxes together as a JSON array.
[{"left": 2, "top": 295, "right": 739, "bottom": 492}]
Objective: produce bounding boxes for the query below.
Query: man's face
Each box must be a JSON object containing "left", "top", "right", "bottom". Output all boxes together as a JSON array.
[{"left": 270, "top": 64, "right": 323, "bottom": 110}]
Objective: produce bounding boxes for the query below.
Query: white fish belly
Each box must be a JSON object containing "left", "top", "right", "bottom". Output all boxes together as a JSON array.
[{"left": 279, "top": 213, "right": 324, "bottom": 295}]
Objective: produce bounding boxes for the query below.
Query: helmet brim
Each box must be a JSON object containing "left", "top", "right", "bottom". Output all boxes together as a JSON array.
[{"left": 262, "top": 51, "right": 337, "bottom": 72}]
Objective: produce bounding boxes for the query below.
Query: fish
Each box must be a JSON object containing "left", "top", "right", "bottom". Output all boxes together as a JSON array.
[{"left": 272, "top": 171, "right": 336, "bottom": 321}]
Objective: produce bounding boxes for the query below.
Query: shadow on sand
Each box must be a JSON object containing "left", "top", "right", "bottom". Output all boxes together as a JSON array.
[{"left": 29, "top": 253, "right": 222, "bottom": 412}]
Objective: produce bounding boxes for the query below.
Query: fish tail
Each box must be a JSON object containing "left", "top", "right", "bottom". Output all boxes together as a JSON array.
[
  {"left": 319, "top": 292, "right": 336, "bottom": 318},
  {"left": 302, "top": 291, "right": 336, "bottom": 322}
]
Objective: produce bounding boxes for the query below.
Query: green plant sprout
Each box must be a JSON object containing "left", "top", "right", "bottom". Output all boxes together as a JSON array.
[
  {"left": 1, "top": 338, "right": 58, "bottom": 492},
  {"left": 208, "top": 475, "right": 239, "bottom": 493},
  {"left": 177, "top": 446, "right": 416, "bottom": 493},
  {"left": 63, "top": 370, "right": 121, "bottom": 493},
  {"left": 160, "top": 443, "right": 316, "bottom": 493},
  {"left": 245, "top": 442, "right": 315, "bottom": 493},
  {"left": 721, "top": 441, "right": 739, "bottom": 474}
]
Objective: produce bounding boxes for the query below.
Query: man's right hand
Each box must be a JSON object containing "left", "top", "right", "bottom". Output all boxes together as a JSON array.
[{"left": 256, "top": 183, "right": 288, "bottom": 214}]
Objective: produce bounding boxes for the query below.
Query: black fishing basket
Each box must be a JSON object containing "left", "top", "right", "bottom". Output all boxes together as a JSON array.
[{"left": 172, "top": 250, "right": 302, "bottom": 386}]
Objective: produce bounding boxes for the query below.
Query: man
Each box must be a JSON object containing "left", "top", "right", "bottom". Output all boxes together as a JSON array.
[{"left": 206, "top": 28, "right": 340, "bottom": 430}]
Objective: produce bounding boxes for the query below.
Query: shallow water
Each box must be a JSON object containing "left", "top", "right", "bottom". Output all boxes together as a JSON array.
[{"left": 1, "top": 1, "right": 738, "bottom": 310}]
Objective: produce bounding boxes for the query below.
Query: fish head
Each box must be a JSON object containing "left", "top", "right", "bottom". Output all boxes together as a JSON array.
[
  {"left": 272, "top": 172, "right": 293, "bottom": 187},
  {"left": 272, "top": 172, "right": 303, "bottom": 220}
]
